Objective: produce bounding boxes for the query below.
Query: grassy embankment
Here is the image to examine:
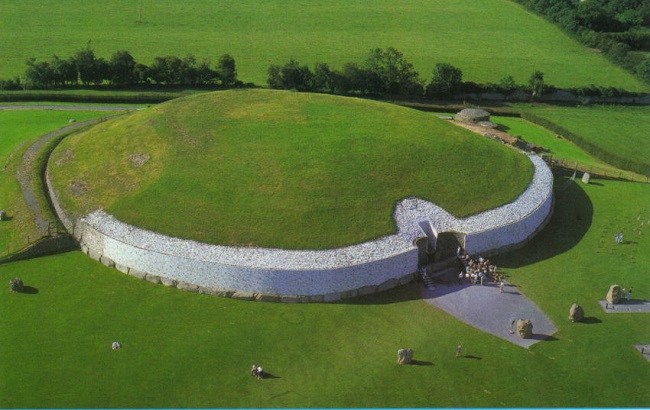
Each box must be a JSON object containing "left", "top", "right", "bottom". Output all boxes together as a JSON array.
[
  {"left": 1, "top": 0, "right": 647, "bottom": 91},
  {"left": 491, "top": 114, "right": 648, "bottom": 182},
  {"left": 0, "top": 175, "right": 648, "bottom": 408},
  {"left": 49, "top": 89, "right": 533, "bottom": 249},
  {"left": 515, "top": 104, "right": 650, "bottom": 177},
  {"left": 0, "top": 109, "right": 129, "bottom": 257}
]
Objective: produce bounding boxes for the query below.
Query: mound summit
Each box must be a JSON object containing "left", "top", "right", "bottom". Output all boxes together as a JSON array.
[{"left": 49, "top": 89, "right": 533, "bottom": 249}]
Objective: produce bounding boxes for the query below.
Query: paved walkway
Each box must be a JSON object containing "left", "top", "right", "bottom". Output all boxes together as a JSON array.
[
  {"left": 422, "top": 281, "right": 557, "bottom": 349},
  {"left": 598, "top": 300, "right": 650, "bottom": 313},
  {"left": 634, "top": 345, "right": 650, "bottom": 362}
]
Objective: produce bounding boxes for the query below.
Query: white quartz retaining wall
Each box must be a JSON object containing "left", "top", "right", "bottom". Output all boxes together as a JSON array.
[
  {"left": 394, "top": 155, "right": 554, "bottom": 255},
  {"left": 46, "top": 152, "right": 553, "bottom": 301}
]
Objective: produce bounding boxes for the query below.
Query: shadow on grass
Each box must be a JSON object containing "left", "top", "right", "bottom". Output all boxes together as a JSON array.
[
  {"left": 409, "top": 360, "right": 433, "bottom": 366},
  {"left": 496, "top": 177, "right": 593, "bottom": 269},
  {"left": 262, "top": 372, "right": 281, "bottom": 380},
  {"left": 337, "top": 282, "right": 424, "bottom": 305},
  {"left": 14, "top": 286, "right": 39, "bottom": 294},
  {"left": 462, "top": 355, "right": 482, "bottom": 360},
  {"left": 531, "top": 334, "right": 559, "bottom": 342},
  {"left": 581, "top": 316, "right": 602, "bottom": 324}
]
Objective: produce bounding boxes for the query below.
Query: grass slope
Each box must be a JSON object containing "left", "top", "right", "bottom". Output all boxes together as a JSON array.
[
  {"left": 50, "top": 89, "right": 533, "bottom": 249},
  {"left": 0, "top": 110, "right": 112, "bottom": 256},
  {"left": 515, "top": 104, "right": 650, "bottom": 175},
  {"left": 1, "top": 177, "right": 648, "bottom": 408},
  {"left": 1, "top": 0, "right": 646, "bottom": 91}
]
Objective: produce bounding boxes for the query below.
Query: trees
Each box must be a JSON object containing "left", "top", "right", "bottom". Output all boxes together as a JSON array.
[
  {"left": 25, "top": 58, "right": 53, "bottom": 88},
  {"left": 109, "top": 50, "right": 137, "bottom": 86},
  {"left": 528, "top": 70, "right": 546, "bottom": 99},
  {"left": 73, "top": 47, "right": 98, "bottom": 85},
  {"left": 426, "top": 63, "right": 463, "bottom": 97},
  {"left": 267, "top": 59, "right": 313, "bottom": 91},
  {"left": 363, "top": 47, "right": 422, "bottom": 95},
  {"left": 216, "top": 54, "right": 237, "bottom": 86}
]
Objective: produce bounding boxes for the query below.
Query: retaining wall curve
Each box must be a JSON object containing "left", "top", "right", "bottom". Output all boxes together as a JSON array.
[{"left": 46, "top": 154, "right": 553, "bottom": 301}]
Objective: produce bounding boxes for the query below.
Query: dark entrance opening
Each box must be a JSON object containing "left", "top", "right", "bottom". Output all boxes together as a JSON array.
[{"left": 434, "top": 232, "right": 462, "bottom": 262}]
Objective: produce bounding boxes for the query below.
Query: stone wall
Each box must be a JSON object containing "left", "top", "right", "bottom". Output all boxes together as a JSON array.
[{"left": 46, "top": 151, "right": 553, "bottom": 301}]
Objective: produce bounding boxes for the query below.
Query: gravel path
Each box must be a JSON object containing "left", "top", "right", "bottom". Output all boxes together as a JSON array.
[
  {"left": 16, "top": 119, "right": 105, "bottom": 235},
  {"left": 598, "top": 300, "right": 650, "bottom": 313},
  {"left": 422, "top": 281, "right": 558, "bottom": 348},
  {"left": 0, "top": 105, "right": 139, "bottom": 111}
]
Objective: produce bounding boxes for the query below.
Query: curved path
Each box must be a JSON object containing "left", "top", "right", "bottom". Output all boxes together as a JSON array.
[
  {"left": 0, "top": 104, "right": 140, "bottom": 111},
  {"left": 422, "top": 281, "right": 557, "bottom": 348},
  {"left": 16, "top": 118, "right": 105, "bottom": 235}
]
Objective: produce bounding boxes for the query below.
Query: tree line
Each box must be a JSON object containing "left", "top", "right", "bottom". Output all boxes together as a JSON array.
[
  {"left": 266, "top": 47, "right": 559, "bottom": 99},
  {"left": 1, "top": 47, "right": 240, "bottom": 90},
  {"left": 514, "top": 0, "right": 650, "bottom": 84}
]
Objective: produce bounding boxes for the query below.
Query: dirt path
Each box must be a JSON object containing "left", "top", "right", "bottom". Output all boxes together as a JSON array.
[
  {"left": 0, "top": 105, "right": 140, "bottom": 111},
  {"left": 16, "top": 119, "right": 104, "bottom": 235},
  {"left": 422, "top": 281, "right": 557, "bottom": 349},
  {"left": 449, "top": 119, "right": 520, "bottom": 145}
]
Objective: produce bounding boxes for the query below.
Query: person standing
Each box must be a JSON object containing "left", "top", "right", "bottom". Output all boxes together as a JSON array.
[{"left": 455, "top": 344, "right": 462, "bottom": 358}]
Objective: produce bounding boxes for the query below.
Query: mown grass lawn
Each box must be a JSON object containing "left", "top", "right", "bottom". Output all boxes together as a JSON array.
[
  {"left": 49, "top": 89, "right": 533, "bottom": 249},
  {"left": 0, "top": 110, "right": 114, "bottom": 256},
  {"left": 1, "top": 0, "right": 646, "bottom": 91},
  {"left": 1, "top": 176, "right": 648, "bottom": 408},
  {"left": 515, "top": 104, "right": 650, "bottom": 174}
]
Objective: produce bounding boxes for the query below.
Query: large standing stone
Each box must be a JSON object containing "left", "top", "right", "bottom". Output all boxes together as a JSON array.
[
  {"left": 606, "top": 285, "right": 621, "bottom": 304},
  {"left": 581, "top": 172, "right": 591, "bottom": 184},
  {"left": 0, "top": 210, "right": 6, "bottom": 221},
  {"left": 516, "top": 319, "right": 533, "bottom": 339},
  {"left": 397, "top": 348, "right": 413, "bottom": 365},
  {"left": 569, "top": 303, "right": 585, "bottom": 322}
]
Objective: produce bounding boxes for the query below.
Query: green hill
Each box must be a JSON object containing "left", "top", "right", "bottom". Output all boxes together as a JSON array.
[
  {"left": 2, "top": 0, "right": 647, "bottom": 91},
  {"left": 49, "top": 89, "right": 533, "bottom": 249}
]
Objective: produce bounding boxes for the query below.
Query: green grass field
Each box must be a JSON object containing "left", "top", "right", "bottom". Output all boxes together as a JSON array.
[
  {"left": 49, "top": 89, "right": 533, "bottom": 249},
  {"left": 515, "top": 104, "right": 650, "bottom": 174},
  {"left": 1, "top": 176, "right": 648, "bottom": 408},
  {"left": 0, "top": 110, "right": 114, "bottom": 256},
  {"left": 1, "top": 0, "right": 647, "bottom": 91}
]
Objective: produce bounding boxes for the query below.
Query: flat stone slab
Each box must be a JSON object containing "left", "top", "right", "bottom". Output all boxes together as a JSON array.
[
  {"left": 598, "top": 300, "right": 650, "bottom": 313},
  {"left": 633, "top": 345, "right": 650, "bottom": 362},
  {"left": 422, "top": 282, "right": 557, "bottom": 349}
]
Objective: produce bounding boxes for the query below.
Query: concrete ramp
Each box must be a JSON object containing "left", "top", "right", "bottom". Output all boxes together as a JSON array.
[{"left": 422, "top": 282, "right": 557, "bottom": 349}]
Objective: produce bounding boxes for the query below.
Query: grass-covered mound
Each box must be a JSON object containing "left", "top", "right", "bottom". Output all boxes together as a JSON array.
[{"left": 49, "top": 89, "right": 533, "bottom": 249}]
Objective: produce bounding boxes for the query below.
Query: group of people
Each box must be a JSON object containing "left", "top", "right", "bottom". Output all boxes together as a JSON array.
[
  {"left": 457, "top": 249, "right": 501, "bottom": 287},
  {"left": 621, "top": 287, "right": 633, "bottom": 303},
  {"left": 251, "top": 364, "right": 264, "bottom": 380}
]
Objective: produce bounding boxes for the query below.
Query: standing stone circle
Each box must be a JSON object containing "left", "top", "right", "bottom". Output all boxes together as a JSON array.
[
  {"left": 397, "top": 348, "right": 413, "bottom": 364},
  {"left": 569, "top": 303, "right": 585, "bottom": 322},
  {"left": 516, "top": 319, "right": 533, "bottom": 339},
  {"left": 606, "top": 285, "right": 621, "bottom": 304}
]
